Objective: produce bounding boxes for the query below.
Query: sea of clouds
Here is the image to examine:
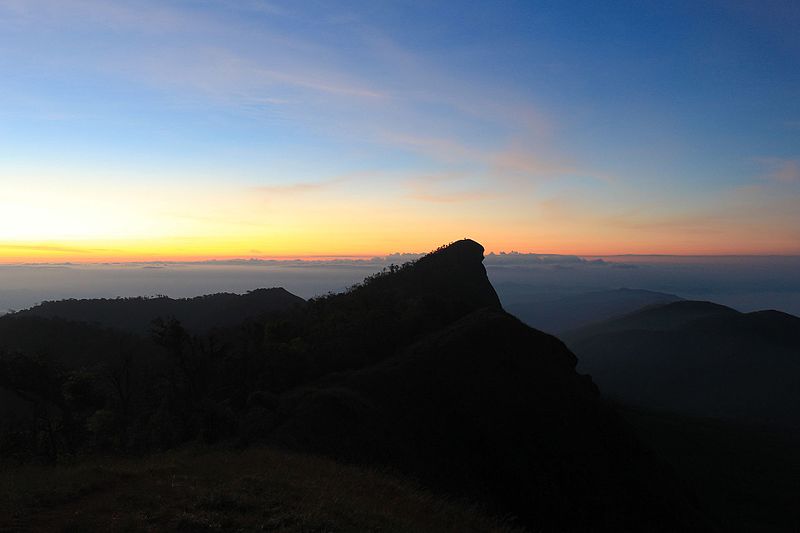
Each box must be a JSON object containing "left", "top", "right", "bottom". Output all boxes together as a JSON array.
[{"left": 2, "top": 253, "right": 799, "bottom": 316}]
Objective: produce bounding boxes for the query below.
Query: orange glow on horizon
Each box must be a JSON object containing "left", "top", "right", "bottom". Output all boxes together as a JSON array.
[
  {"left": 1, "top": 234, "right": 798, "bottom": 264},
  {"left": 2, "top": 178, "right": 798, "bottom": 263}
]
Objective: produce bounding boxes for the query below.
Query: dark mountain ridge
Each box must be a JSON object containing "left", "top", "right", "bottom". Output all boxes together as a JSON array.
[
  {"left": 0, "top": 239, "right": 708, "bottom": 531},
  {"left": 566, "top": 300, "right": 800, "bottom": 427},
  {"left": 267, "top": 308, "right": 704, "bottom": 531},
  {"left": 501, "top": 287, "right": 683, "bottom": 334},
  {"left": 566, "top": 300, "right": 737, "bottom": 339},
  {"left": 279, "top": 239, "right": 503, "bottom": 378},
  {"left": 235, "top": 240, "right": 706, "bottom": 531},
  {"left": 13, "top": 287, "right": 305, "bottom": 335}
]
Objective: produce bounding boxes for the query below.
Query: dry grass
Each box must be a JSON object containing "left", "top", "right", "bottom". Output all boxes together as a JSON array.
[{"left": 0, "top": 447, "right": 522, "bottom": 532}]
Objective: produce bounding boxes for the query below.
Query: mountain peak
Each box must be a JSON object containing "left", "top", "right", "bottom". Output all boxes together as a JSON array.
[
  {"left": 295, "top": 239, "right": 501, "bottom": 375},
  {"left": 423, "top": 238, "right": 485, "bottom": 262},
  {"left": 378, "top": 238, "right": 500, "bottom": 311}
]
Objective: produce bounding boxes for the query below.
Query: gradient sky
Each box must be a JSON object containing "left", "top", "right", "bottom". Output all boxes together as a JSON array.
[{"left": 1, "top": 0, "right": 799, "bottom": 261}]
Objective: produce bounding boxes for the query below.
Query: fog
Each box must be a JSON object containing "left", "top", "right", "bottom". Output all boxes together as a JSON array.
[{"left": 2, "top": 253, "right": 799, "bottom": 316}]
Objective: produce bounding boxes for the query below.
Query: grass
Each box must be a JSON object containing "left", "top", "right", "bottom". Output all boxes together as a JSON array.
[
  {"left": 0, "top": 446, "right": 521, "bottom": 532},
  {"left": 622, "top": 407, "right": 800, "bottom": 533}
]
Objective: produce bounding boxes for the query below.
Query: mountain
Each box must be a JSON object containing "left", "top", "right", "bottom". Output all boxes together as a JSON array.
[
  {"left": 565, "top": 300, "right": 800, "bottom": 427},
  {"left": 14, "top": 287, "right": 305, "bottom": 335},
  {"left": 238, "top": 240, "right": 705, "bottom": 531},
  {"left": 0, "top": 315, "right": 145, "bottom": 368},
  {"left": 0, "top": 239, "right": 707, "bottom": 531},
  {"left": 267, "top": 308, "right": 703, "bottom": 532},
  {"left": 500, "top": 287, "right": 682, "bottom": 334}
]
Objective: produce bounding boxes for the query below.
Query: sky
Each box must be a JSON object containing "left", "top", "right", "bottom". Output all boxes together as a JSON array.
[{"left": 1, "top": 0, "right": 799, "bottom": 261}]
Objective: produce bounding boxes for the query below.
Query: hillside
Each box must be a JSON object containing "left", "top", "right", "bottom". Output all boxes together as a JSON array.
[
  {"left": 0, "top": 315, "right": 148, "bottom": 369},
  {"left": 565, "top": 301, "right": 800, "bottom": 427},
  {"left": 502, "top": 287, "right": 683, "bottom": 334},
  {"left": 0, "top": 239, "right": 707, "bottom": 531},
  {"left": 14, "top": 287, "right": 305, "bottom": 335},
  {"left": 267, "top": 307, "right": 704, "bottom": 531},
  {"left": 0, "top": 446, "right": 520, "bottom": 532},
  {"left": 621, "top": 407, "right": 800, "bottom": 533}
]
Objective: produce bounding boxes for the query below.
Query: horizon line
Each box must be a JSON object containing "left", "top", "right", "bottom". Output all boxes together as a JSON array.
[{"left": 3, "top": 251, "right": 800, "bottom": 267}]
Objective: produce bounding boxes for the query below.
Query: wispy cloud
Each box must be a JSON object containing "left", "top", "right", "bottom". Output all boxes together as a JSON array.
[
  {"left": 252, "top": 171, "right": 372, "bottom": 196},
  {"left": 254, "top": 179, "right": 341, "bottom": 195},
  {"left": 404, "top": 172, "right": 495, "bottom": 203},
  {"left": 489, "top": 147, "right": 573, "bottom": 181},
  {"left": 0, "top": 0, "right": 588, "bottom": 225},
  {"left": 0, "top": 243, "right": 112, "bottom": 254},
  {"left": 758, "top": 158, "right": 800, "bottom": 184},
  {"left": 408, "top": 189, "right": 493, "bottom": 204},
  {"left": 0, "top": 0, "right": 199, "bottom": 33},
  {"left": 1, "top": 0, "right": 563, "bottom": 179}
]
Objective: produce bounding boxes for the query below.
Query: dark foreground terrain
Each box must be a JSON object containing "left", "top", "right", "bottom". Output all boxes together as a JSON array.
[
  {"left": 563, "top": 298, "right": 800, "bottom": 532},
  {"left": 623, "top": 408, "right": 800, "bottom": 533},
  {"left": 566, "top": 300, "right": 800, "bottom": 427},
  {"left": 0, "top": 446, "right": 519, "bottom": 532},
  {"left": 7, "top": 239, "right": 798, "bottom": 531}
]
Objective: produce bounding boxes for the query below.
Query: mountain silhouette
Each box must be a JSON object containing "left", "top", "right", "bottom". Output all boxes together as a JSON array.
[
  {"left": 565, "top": 300, "right": 800, "bottom": 427},
  {"left": 14, "top": 287, "right": 305, "bottom": 335},
  {"left": 267, "top": 309, "right": 704, "bottom": 531},
  {"left": 0, "top": 239, "right": 708, "bottom": 531},
  {"left": 0, "top": 315, "right": 145, "bottom": 368},
  {"left": 502, "top": 287, "right": 683, "bottom": 334},
  {"left": 238, "top": 240, "right": 706, "bottom": 531}
]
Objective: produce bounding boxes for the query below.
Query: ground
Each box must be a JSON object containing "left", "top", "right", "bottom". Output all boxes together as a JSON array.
[{"left": 0, "top": 447, "right": 520, "bottom": 533}]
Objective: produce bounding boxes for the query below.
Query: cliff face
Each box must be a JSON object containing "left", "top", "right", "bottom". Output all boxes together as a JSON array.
[
  {"left": 292, "top": 239, "right": 503, "bottom": 376},
  {"left": 396, "top": 238, "right": 502, "bottom": 311},
  {"left": 325, "top": 238, "right": 501, "bottom": 314},
  {"left": 252, "top": 240, "right": 707, "bottom": 532},
  {"left": 0, "top": 239, "right": 710, "bottom": 531}
]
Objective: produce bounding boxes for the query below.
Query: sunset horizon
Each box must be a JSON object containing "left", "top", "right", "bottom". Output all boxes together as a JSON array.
[
  {"left": 2, "top": 1, "right": 798, "bottom": 262},
  {"left": 3, "top": 239, "right": 800, "bottom": 264},
  {"left": 2, "top": 3, "right": 800, "bottom": 530}
]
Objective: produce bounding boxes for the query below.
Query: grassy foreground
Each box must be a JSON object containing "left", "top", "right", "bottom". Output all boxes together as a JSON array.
[
  {"left": 0, "top": 447, "right": 520, "bottom": 532},
  {"left": 622, "top": 407, "right": 800, "bottom": 533}
]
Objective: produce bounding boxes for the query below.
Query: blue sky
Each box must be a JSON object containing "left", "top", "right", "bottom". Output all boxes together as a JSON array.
[{"left": 1, "top": 0, "right": 798, "bottom": 258}]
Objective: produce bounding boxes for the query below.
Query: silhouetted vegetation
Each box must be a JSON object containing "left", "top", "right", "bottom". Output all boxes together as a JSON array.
[
  {"left": 1, "top": 241, "right": 503, "bottom": 462},
  {"left": 16, "top": 288, "right": 305, "bottom": 335},
  {"left": 0, "top": 447, "right": 522, "bottom": 532},
  {"left": 4, "top": 239, "right": 773, "bottom": 531}
]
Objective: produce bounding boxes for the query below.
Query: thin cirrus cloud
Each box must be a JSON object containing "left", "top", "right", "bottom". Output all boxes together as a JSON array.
[
  {"left": 253, "top": 177, "right": 347, "bottom": 196},
  {"left": 3, "top": 1, "right": 553, "bottom": 163},
  {"left": 1, "top": 1, "right": 799, "bottom": 257},
  {"left": 0, "top": 0, "right": 565, "bottom": 190},
  {"left": 758, "top": 158, "right": 800, "bottom": 184},
  {"left": 0, "top": 243, "right": 117, "bottom": 255},
  {"left": 404, "top": 173, "right": 496, "bottom": 204},
  {"left": 408, "top": 190, "right": 493, "bottom": 204}
]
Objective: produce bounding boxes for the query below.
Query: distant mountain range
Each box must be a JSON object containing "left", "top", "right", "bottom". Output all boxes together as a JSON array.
[
  {"left": 500, "top": 287, "right": 683, "bottom": 334},
  {"left": 565, "top": 300, "right": 800, "bottom": 428},
  {"left": 12, "top": 288, "right": 305, "bottom": 335}
]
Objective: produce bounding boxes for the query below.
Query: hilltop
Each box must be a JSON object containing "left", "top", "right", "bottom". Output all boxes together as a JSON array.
[
  {"left": 566, "top": 300, "right": 800, "bottom": 427},
  {"left": 14, "top": 288, "right": 305, "bottom": 335},
  {"left": 0, "top": 239, "right": 707, "bottom": 532}
]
